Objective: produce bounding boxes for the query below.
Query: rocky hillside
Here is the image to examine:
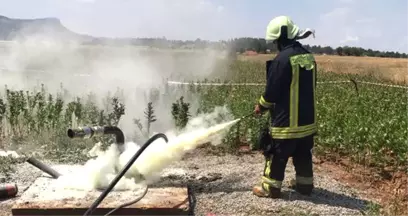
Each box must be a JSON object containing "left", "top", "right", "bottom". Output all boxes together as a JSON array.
[
  {"left": 0, "top": 15, "right": 148, "bottom": 46},
  {"left": 0, "top": 15, "right": 93, "bottom": 42}
]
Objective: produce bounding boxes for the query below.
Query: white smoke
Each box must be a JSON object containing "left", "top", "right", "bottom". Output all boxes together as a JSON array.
[
  {"left": 1, "top": 2, "right": 235, "bottom": 190},
  {"left": 56, "top": 106, "right": 237, "bottom": 191},
  {"left": 0, "top": 40, "right": 230, "bottom": 140}
]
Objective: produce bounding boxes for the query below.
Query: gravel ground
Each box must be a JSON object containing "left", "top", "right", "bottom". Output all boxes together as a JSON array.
[
  {"left": 0, "top": 151, "right": 375, "bottom": 216},
  {"left": 0, "top": 158, "right": 57, "bottom": 216},
  {"left": 165, "top": 152, "right": 371, "bottom": 216}
]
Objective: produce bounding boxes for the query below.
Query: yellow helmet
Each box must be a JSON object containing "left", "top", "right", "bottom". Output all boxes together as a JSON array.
[{"left": 265, "top": 16, "right": 300, "bottom": 43}]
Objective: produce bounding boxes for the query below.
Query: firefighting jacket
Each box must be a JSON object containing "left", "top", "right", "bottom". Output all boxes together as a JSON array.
[{"left": 258, "top": 41, "right": 317, "bottom": 139}]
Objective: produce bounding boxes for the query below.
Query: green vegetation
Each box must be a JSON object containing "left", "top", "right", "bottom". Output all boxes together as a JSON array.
[
  {"left": 0, "top": 84, "right": 127, "bottom": 164},
  {"left": 192, "top": 60, "right": 407, "bottom": 172},
  {"left": 0, "top": 60, "right": 406, "bottom": 174},
  {"left": 171, "top": 96, "right": 191, "bottom": 130}
]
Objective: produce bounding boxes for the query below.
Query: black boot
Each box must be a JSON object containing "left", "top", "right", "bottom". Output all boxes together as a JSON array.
[{"left": 289, "top": 179, "right": 313, "bottom": 196}]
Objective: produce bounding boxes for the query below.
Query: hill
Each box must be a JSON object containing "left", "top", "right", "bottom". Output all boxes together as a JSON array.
[{"left": 0, "top": 15, "right": 93, "bottom": 43}]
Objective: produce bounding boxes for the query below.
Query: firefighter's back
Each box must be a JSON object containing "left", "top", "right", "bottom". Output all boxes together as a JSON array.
[
  {"left": 271, "top": 42, "right": 317, "bottom": 140},
  {"left": 273, "top": 42, "right": 316, "bottom": 196}
]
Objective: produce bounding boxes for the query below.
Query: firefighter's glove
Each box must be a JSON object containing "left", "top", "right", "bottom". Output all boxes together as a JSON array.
[
  {"left": 259, "top": 127, "right": 273, "bottom": 156},
  {"left": 254, "top": 104, "right": 265, "bottom": 116}
]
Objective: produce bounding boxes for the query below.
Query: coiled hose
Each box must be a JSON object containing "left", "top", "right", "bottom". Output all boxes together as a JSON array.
[{"left": 83, "top": 133, "right": 169, "bottom": 216}]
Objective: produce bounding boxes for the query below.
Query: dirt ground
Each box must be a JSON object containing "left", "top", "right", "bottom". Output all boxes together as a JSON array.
[{"left": 0, "top": 147, "right": 405, "bottom": 216}]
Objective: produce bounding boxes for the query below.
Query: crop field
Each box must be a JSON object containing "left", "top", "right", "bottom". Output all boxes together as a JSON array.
[
  {"left": 197, "top": 61, "right": 407, "bottom": 168},
  {"left": 0, "top": 49, "right": 408, "bottom": 175},
  {"left": 240, "top": 54, "right": 408, "bottom": 84}
]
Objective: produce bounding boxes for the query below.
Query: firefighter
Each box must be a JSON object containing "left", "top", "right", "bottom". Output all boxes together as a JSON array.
[{"left": 253, "top": 15, "right": 317, "bottom": 198}]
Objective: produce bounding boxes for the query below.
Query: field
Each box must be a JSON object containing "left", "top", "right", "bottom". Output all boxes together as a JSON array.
[
  {"left": 0, "top": 47, "right": 407, "bottom": 215},
  {"left": 240, "top": 54, "right": 408, "bottom": 84}
]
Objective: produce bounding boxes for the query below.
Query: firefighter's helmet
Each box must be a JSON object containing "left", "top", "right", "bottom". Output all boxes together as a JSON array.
[{"left": 265, "top": 16, "right": 315, "bottom": 43}]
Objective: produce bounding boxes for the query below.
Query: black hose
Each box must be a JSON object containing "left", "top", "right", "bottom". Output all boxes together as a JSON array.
[
  {"left": 83, "top": 133, "right": 169, "bottom": 216},
  {"left": 102, "top": 126, "right": 125, "bottom": 145},
  {"left": 67, "top": 126, "right": 125, "bottom": 145},
  {"left": 26, "top": 157, "right": 61, "bottom": 179},
  {"left": 349, "top": 78, "right": 359, "bottom": 96}
]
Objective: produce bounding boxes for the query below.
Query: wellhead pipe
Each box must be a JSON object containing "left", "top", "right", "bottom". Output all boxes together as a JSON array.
[{"left": 26, "top": 157, "right": 61, "bottom": 179}]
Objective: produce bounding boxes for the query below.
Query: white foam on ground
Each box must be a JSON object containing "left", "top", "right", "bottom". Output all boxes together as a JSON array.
[
  {"left": 0, "top": 150, "right": 20, "bottom": 158},
  {"left": 16, "top": 169, "right": 185, "bottom": 209}
]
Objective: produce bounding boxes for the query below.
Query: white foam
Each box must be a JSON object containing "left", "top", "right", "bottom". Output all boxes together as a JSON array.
[{"left": 56, "top": 108, "right": 238, "bottom": 191}]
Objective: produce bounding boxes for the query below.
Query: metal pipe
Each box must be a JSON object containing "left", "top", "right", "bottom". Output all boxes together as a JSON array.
[
  {"left": 26, "top": 157, "right": 61, "bottom": 179},
  {"left": 67, "top": 126, "right": 125, "bottom": 145}
]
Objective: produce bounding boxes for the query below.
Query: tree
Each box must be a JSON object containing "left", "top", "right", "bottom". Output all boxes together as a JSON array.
[{"left": 87, "top": 37, "right": 407, "bottom": 59}]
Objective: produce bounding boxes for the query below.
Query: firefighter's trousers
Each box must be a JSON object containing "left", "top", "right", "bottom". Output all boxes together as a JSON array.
[{"left": 261, "top": 135, "right": 314, "bottom": 195}]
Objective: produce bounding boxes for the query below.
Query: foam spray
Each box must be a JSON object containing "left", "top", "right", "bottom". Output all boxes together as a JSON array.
[{"left": 56, "top": 109, "right": 241, "bottom": 191}]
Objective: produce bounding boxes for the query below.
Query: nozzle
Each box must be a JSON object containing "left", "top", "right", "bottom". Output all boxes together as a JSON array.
[
  {"left": 67, "top": 126, "right": 104, "bottom": 139},
  {"left": 67, "top": 126, "right": 125, "bottom": 145},
  {"left": 241, "top": 112, "right": 255, "bottom": 119}
]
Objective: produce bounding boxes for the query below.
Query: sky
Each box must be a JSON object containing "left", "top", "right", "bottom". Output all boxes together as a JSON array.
[{"left": 0, "top": 0, "right": 407, "bottom": 53}]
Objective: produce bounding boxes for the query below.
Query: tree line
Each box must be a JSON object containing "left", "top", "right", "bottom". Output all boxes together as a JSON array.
[
  {"left": 84, "top": 37, "right": 407, "bottom": 59},
  {"left": 226, "top": 38, "right": 408, "bottom": 58}
]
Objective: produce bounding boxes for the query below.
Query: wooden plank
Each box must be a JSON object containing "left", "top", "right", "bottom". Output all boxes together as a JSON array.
[{"left": 11, "top": 176, "right": 190, "bottom": 216}]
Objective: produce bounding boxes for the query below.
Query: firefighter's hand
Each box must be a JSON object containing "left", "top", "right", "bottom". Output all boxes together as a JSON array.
[{"left": 254, "top": 104, "right": 262, "bottom": 115}]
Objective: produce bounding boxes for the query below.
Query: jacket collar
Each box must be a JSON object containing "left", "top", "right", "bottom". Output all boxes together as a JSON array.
[{"left": 278, "top": 41, "right": 299, "bottom": 51}]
